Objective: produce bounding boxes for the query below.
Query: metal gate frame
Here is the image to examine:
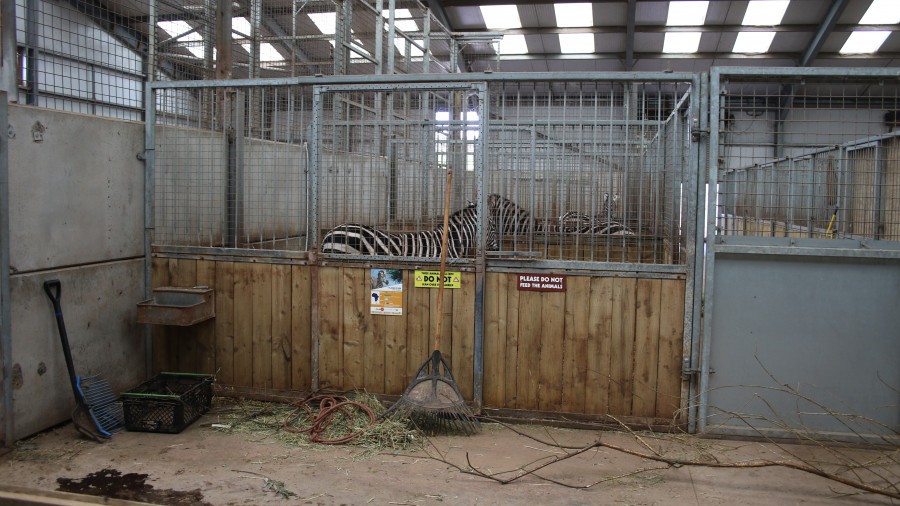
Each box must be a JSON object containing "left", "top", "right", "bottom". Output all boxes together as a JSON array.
[
  {"left": 144, "top": 71, "right": 705, "bottom": 421},
  {"left": 700, "top": 67, "right": 900, "bottom": 441}
]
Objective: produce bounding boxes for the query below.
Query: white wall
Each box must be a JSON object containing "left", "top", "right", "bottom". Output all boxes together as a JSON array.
[{"left": 6, "top": 104, "right": 146, "bottom": 441}]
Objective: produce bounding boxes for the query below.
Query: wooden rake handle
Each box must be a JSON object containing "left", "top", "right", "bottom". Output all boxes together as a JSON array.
[{"left": 433, "top": 170, "right": 452, "bottom": 352}]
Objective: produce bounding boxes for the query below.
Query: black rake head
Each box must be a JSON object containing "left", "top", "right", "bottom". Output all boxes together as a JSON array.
[{"left": 381, "top": 350, "right": 480, "bottom": 436}]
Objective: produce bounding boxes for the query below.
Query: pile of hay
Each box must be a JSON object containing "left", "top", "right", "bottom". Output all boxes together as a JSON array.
[{"left": 205, "top": 392, "right": 422, "bottom": 454}]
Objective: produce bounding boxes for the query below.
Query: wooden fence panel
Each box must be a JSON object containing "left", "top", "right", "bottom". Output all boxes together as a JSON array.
[
  {"left": 482, "top": 273, "right": 685, "bottom": 421},
  {"left": 152, "top": 261, "right": 684, "bottom": 421}
]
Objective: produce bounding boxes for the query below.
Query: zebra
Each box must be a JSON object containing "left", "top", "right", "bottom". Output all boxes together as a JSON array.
[
  {"left": 320, "top": 201, "right": 498, "bottom": 258},
  {"left": 557, "top": 211, "right": 634, "bottom": 235},
  {"left": 488, "top": 193, "right": 633, "bottom": 237}
]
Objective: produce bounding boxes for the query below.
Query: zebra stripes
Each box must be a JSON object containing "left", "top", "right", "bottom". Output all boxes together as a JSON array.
[
  {"left": 489, "top": 193, "right": 634, "bottom": 237},
  {"left": 321, "top": 193, "right": 632, "bottom": 258},
  {"left": 320, "top": 202, "right": 497, "bottom": 258}
]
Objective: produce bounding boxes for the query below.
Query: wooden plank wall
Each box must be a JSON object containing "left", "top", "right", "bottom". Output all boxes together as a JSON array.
[
  {"left": 151, "top": 258, "right": 312, "bottom": 391},
  {"left": 153, "top": 260, "right": 685, "bottom": 420},
  {"left": 316, "top": 267, "right": 476, "bottom": 398},
  {"left": 483, "top": 273, "right": 685, "bottom": 420}
]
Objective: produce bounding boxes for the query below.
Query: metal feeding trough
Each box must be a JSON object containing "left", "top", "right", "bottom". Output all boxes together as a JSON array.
[{"left": 136, "top": 287, "right": 215, "bottom": 326}]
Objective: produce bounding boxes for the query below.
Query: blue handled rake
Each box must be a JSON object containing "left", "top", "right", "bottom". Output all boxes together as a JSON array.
[{"left": 44, "top": 280, "right": 124, "bottom": 438}]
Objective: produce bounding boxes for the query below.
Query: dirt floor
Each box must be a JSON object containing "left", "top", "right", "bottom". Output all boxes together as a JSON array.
[{"left": 1, "top": 399, "right": 898, "bottom": 506}]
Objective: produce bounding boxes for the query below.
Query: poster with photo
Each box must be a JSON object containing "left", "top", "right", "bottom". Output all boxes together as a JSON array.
[{"left": 370, "top": 268, "right": 403, "bottom": 315}]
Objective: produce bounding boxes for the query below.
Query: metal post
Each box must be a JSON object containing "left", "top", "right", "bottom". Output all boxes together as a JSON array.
[
  {"left": 0, "top": 91, "right": 13, "bottom": 445},
  {"left": 25, "top": 0, "right": 39, "bottom": 105},
  {"left": 687, "top": 73, "right": 708, "bottom": 433},
  {"left": 386, "top": 0, "right": 396, "bottom": 74},
  {"left": 423, "top": 10, "right": 432, "bottom": 74},
  {"left": 698, "top": 69, "right": 723, "bottom": 434},
  {"left": 250, "top": 0, "right": 261, "bottom": 78},
  {"left": 473, "top": 83, "right": 487, "bottom": 411},
  {"left": 142, "top": 85, "right": 156, "bottom": 377},
  {"left": 0, "top": 0, "right": 17, "bottom": 99},
  {"left": 309, "top": 87, "right": 322, "bottom": 392},
  {"left": 226, "top": 91, "right": 245, "bottom": 248},
  {"left": 375, "top": 0, "right": 384, "bottom": 75}
]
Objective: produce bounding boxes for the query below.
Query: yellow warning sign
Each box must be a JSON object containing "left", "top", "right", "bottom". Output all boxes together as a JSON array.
[{"left": 414, "top": 270, "right": 461, "bottom": 289}]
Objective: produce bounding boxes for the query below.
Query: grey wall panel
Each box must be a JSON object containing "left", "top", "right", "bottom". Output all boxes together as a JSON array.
[
  {"left": 7, "top": 105, "right": 144, "bottom": 272},
  {"left": 705, "top": 253, "right": 900, "bottom": 441},
  {"left": 10, "top": 259, "right": 145, "bottom": 441}
]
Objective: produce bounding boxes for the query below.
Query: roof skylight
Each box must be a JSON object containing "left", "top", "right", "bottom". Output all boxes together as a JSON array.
[
  {"left": 732, "top": 0, "right": 788, "bottom": 53},
  {"left": 839, "top": 31, "right": 891, "bottom": 54},
  {"left": 840, "top": 0, "right": 898, "bottom": 54},
  {"left": 664, "top": 1, "right": 707, "bottom": 53},
  {"left": 383, "top": 9, "right": 419, "bottom": 32},
  {"left": 733, "top": 31, "right": 776, "bottom": 53},
  {"left": 158, "top": 20, "right": 205, "bottom": 58},
  {"left": 663, "top": 32, "right": 702, "bottom": 53},
  {"left": 497, "top": 34, "right": 528, "bottom": 54},
  {"left": 741, "top": 0, "right": 790, "bottom": 26},
  {"left": 554, "top": 3, "right": 593, "bottom": 28},
  {"left": 308, "top": 12, "right": 336, "bottom": 35},
  {"left": 394, "top": 38, "right": 425, "bottom": 58},
  {"left": 559, "top": 33, "right": 595, "bottom": 54},
  {"left": 232, "top": 17, "right": 282, "bottom": 62},
  {"left": 481, "top": 5, "right": 522, "bottom": 30},
  {"left": 859, "top": 0, "right": 900, "bottom": 25},
  {"left": 666, "top": 1, "right": 709, "bottom": 26}
]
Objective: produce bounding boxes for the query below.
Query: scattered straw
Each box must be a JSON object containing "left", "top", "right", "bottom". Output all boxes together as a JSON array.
[{"left": 206, "top": 393, "right": 423, "bottom": 456}]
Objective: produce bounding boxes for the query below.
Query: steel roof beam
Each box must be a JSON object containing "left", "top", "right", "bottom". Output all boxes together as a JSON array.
[
  {"left": 799, "top": 0, "right": 850, "bottom": 67},
  {"left": 625, "top": 0, "right": 636, "bottom": 71}
]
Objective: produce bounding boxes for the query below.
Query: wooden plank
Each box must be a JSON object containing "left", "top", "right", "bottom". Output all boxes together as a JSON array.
[
  {"left": 251, "top": 263, "right": 273, "bottom": 389},
  {"left": 585, "top": 277, "right": 613, "bottom": 415},
  {"left": 214, "top": 262, "right": 235, "bottom": 385},
  {"left": 317, "top": 267, "right": 342, "bottom": 391},
  {"left": 450, "top": 272, "right": 475, "bottom": 400},
  {"left": 383, "top": 273, "right": 408, "bottom": 396},
  {"left": 151, "top": 257, "right": 170, "bottom": 374},
  {"left": 632, "top": 278, "right": 662, "bottom": 418},
  {"left": 194, "top": 260, "right": 217, "bottom": 375},
  {"left": 290, "top": 265, "right": 312, "bottom": 391},
  {"left": 169, "top": 258, "right": 197, "bottom": 373},
  {"left": 504, "top": 273, "right": 520, "bottom": 409},
  {"left": 608, "top": 277, "right": 637, "bottom": 416},
  {"left": 343, "top": 268, "right": 367, "bottom": 391},
  {"left": 562, "top": 276, "right": 590, "bottom": 414},
  {"left": 405, "top": 277, "right": 431, "bottom": 382},
  {"left": 516, "top": 290, "right": 542, "bottom": 410},
  {"left": 483, "top": 272, "right": 503, "bottom": 408},
  {"left": 538, "top": 291, "right": 565, "bottom": 412},
  {"left": 656, "top": 279, "right": 686, "bottom": 419},
  {"left": 271, "top": 264, "right": 292, "bottom": 390},
  {"left": 232, "top": 262, "right": 254, "bottom": 387}
]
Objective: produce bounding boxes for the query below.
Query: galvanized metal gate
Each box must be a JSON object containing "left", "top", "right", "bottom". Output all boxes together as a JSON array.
[
  {"left": 147, "top": 72, "right": 703, "bottom": 425},
  {"left": 701, "top": 68, "right": 900, "bottom": 443}
]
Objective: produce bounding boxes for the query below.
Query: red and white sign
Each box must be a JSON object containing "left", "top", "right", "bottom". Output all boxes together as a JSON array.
[{"left": 517, "top": 274, "right": 566, "bottom": 292}]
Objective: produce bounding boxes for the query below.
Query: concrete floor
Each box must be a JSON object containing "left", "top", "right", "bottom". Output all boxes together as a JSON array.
[{"left": 1, "top": 410, "right": 897, "bottom": 505}]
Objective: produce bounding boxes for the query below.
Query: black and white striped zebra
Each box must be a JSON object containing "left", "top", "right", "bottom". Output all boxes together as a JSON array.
[
  {"left": 557, "top": 211, "right": 634, "bottom": 235},
  {"left": 488, "top": 193, "right": 633, "bottom": 237},
  {"left": 320, "top": 202, "right": 498, "bottom": 258}
]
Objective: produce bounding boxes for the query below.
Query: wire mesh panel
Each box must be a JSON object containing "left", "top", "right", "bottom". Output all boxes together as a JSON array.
[
  {"left": 315, "top": 83, "right": 485, "bottom": 262},
  {"left": 12, "top": 0, "right": 457, "bottom": 119},
  {"left": 485, "top": 79, "right": 695, "bottom": 264},
  {"left": 714, "top": 72, "right": 900, "bottom": 243},
  {"left": 153, "top": 83, "right": 313, "bottom": 251}
]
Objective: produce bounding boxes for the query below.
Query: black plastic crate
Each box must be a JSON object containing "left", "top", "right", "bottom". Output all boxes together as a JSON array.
[{"left": 122, "top": 373, "right": 214, "bottom": 433}]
